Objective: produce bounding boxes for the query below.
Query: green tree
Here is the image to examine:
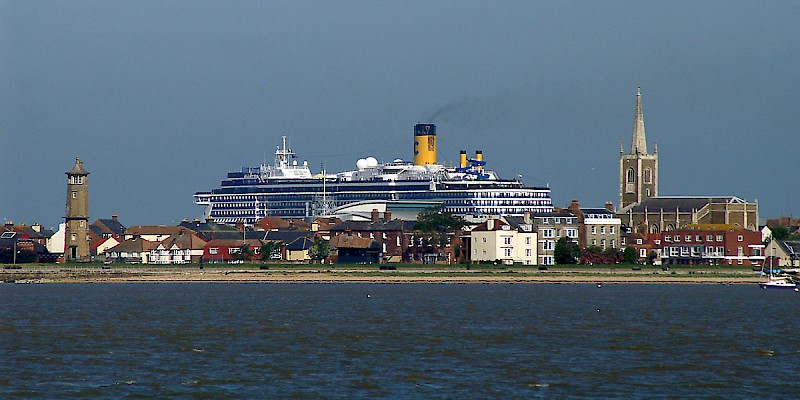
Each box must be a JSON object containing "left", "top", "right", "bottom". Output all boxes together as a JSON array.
[
  {"left": 259, "top": 241, "right": 283, "bottom": 262},
  {"left": 648, "top": 251, "right": 658, "bottom": 265},
  {"left": 554, "top": 237, "right": 580, "bottom": 264},
  {"left": 771, "top": 226, "right": 789, "bottom": 241},
  {"left": 622, "top": 247, "right": 638, "bottom": 264},
  {"left": 233, "top": 243, "right": 254, "bottom": 261},
  {"left": 308, "top": 238, "right": 331, "bottom": 263},
  {"left": 415, "top": 207, "right": 466, "bottom": 261}
]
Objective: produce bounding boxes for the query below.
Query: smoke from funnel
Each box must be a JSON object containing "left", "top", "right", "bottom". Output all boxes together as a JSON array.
[{"left": 424, "top": 92, "right": 518, "bottom": 128}]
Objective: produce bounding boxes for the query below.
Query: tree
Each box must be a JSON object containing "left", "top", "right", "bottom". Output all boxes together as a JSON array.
[
  {"left": 415, "top": 207, "right": 466, "bottom": 261},
  {"left": 771, "top": 226, "right": 789, "bottom": 241},
  {"left": 622, "top": 247, "right": 638, "bottom": 264},
  {"left": 259, "top": 241, "right": 283, "bottom": 262},
  {"left": 648, "top": 251, "right": 658, "bottom": 265},
  {"left": 233, "top": 243, "right": 254, "bottom": 261},
  {"left": 554, "top": 237, "right": 580, "bottom": 264},
  {"left": 308, "top": 238, "right": 331, "bottom": 263}
]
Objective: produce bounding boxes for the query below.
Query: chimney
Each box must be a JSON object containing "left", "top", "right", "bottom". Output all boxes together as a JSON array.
[
  {"left": 475, "top": 151, "right": 483, "bottom": 172},
  {"left": 568, "top": 200, "right": 581, "bottom": 216},
  {"left": 523, "top": 211, "right": 532, "bottom": 225},
  {"left": 32, "top": 223, "right": 42, "bottom": 233},
  {"left": 371, "top": 209, "right": 380, "bottom": 223},
  {"left": 605, "top": 201, "right": 614, "bottom": 212},
  {"left": 487, "top": 219, "right": 495, "bottom": 230},
  {"left": 384, "top": 210, "right": 392, "bottom": 222},
  {"left": 459, "top": 150, "right": 467, "bottom": 168},
  {"left": 112, "top": 214, "right": 118, "bottom": 221}
]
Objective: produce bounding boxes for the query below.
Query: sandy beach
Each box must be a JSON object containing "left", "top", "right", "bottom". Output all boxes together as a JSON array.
[{"left": 1, "top": 265, "right": 766, "bottom": 284}]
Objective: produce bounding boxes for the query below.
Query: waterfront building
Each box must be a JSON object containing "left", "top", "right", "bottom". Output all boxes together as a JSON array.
[
  {"left": 528, "top": 211, "right": 580, "bottom": 266},
  {"left": 567, "top": 200, "right": 621, "bottom": 250},
  {"left": 149, "top": 231, "right": 207, "bottom": 264},
  {"left": 65, "top": 158, "right": 91, "bottom": 261},
  {"left": 764, "top": 240, "right": 800, "bottom": 267},
  {"left": 470, "top": 218, "right": 537, "bottom": 265},
  {"left": 657, "top": 224, "right": 764, "bottom": 266},
  {"left": 618, "top": 196, "right": 759, "bottom": 234},
  {"left": 619, "top": 87, "right": 658, "bottom": 210},
  {"left": 203, "top": 239, "right": 266, "bottom": 264},
  {"left": 329, "top": 213, "right": 418, "bottom": 263},
  {"left": 90, "top": 215, "right": 126, "bottom": 241},
  {"left": 104, "top": 237, "right": 157, "bottom": 263}
]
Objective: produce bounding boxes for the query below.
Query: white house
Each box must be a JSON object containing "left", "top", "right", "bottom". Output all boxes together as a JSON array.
[{"left": 471, "top": 218, "right": 537, "bottom": 265}]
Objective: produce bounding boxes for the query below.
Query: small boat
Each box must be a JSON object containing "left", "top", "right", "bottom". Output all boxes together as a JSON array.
[{"left": 759, "top": 275, "right": 798, "bottom": 290}]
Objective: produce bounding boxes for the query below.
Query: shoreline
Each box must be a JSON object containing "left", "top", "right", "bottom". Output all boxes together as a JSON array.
[{"left": 1, "top": 265, "right": 766, "bottom": 285}]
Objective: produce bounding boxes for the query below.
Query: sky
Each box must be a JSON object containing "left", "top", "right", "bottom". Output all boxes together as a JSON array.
[{"left": 1, "top": 0, "right": 798, "bottom": 229}]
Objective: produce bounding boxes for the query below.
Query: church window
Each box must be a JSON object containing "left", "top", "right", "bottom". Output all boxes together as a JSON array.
[
  {"left": 72, "top": 191, "right": 77, "bottom": 199},
  {"left": 626, "top": 168, "right": 635, "bottom": 184},
  {"left": 650, "top": 224, "right": 660, "bottom": 234},
  {"left": 644, "top": 168, "right": 652, "bottom": 184}
]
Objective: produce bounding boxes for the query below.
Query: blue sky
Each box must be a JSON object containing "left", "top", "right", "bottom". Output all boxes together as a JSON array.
[{"left": 2, "top": 0, "right": 798, "bottom": 228}]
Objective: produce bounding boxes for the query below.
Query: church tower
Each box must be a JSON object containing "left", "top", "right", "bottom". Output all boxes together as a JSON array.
[
  {"left": 619, "top": 87, "right": 658, "bottom": 210},
  {"left": 65, "top": 157, "right": 90, "bottom": 261}
]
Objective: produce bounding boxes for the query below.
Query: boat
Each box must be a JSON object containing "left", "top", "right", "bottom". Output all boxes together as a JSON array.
[
  {"left": 194, "top": 124, "right": 554, "bottom": 225},
  {"left": 758, "top": 275, "right": 798, "bottom": 290}
]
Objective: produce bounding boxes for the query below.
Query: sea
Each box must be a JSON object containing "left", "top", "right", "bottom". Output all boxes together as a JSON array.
[{"left": 1, "top": 283, "right": 798, "bottom": 399}]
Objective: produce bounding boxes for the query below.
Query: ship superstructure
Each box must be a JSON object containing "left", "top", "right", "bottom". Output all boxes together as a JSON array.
[{"left": 194, "top": 124, "right": 553, "bottom": 225}]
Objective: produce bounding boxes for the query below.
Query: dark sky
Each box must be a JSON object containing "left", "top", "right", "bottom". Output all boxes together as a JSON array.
[{"left": 2, "top": 1, "right": 798, "bottom": 229}]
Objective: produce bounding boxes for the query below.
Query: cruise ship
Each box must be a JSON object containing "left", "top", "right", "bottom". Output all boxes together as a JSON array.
[{"left": 194, "top": 124, "right": 553, "bottom": 225}]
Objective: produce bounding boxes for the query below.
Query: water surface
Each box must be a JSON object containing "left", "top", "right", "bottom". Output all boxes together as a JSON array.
[{"left": 1, "top": 283, "right": 797, "bottom": 398}]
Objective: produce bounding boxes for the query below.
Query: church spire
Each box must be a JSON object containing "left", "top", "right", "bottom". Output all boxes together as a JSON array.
[{"left": 631, "top": 87, "right": 647, "bottom": 154}]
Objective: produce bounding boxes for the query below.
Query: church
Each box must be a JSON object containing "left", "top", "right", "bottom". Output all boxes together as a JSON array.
[{"left": 615, "top": 88, "right": 758, "bottom": 234}]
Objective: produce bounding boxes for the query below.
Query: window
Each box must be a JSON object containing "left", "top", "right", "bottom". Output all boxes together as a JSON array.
[
  {"left": 591, "top": 226, "right": 596, "bottom": 234},
  {"left": 610, "top": 226, "right": 615, "bottom": 234},
  {"left": 525, "top": 249, "right": 532, "bottom": 257},
  {"left": 685, "top": 235, "right": 691, "bottom": 242},
  {"left": 503, "top": 237, "right": 512, "bottom": 245},
  {"left": 696, "top": 235, "right": 702, "bottom": 242},
  {"left": 70, "top": 233, "right": 76, "bottom": 241},
  {"left": 737, "top": 235, "right": 743, "bottom": 242},
  {"left": 482, "top": 237, "right": 486, "bottom": 243},
  {"left": 601, "top": 239, "right": 606, "bottom": 249},
  {"left": 525, "top": 237, "right": 532, "bottom": 245},
  {"left": 664, "top": 235, "right": 671, "bottom": 242},
  {"left": 543, "top": 241, "right": 554, "bottom": 251},
  {"left": 644, "top": 168, "right": 652, "bottom": 184},
  {"left": 640, "top": 248, "right": 647, "bottom": 257},
  {"left": 72, "top": 191, "right": 77, "bottom": 199},
  {"left": 610, "top": 239, "right": 615, "bottom": 248},
  {"left": 542, "top": 229, "right": 554, "bottom": 238},
  {"left": 627, "top": 168, "right": 635, "bottom": 183},
  {"left": 592, "top": 239, "right": 596, "bottom": 246},
  {"left": 209, "top": 248, "right": 218, "bottom": 255},
  {"left": 565, "top": 229, "right": 578, "bottom": 238},
  {"left": 504, "top": 248, "right": 512, "bottom": 257},
  {"left": 636, "top": 238, "right": 643, "bottom": 245},
  {"left": 716, "top": 235, "right": 723, "bottom": 242},
  {"left": 600, "top": 226, "right": 606, "bottom": 235}
]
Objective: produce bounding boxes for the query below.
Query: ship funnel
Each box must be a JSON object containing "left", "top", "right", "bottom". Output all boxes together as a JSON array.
[
  {"left": 413, "top": 123, "right": 437, "bottom": 166},
  {"left": 459, "top": 150, "right": 467, "bottom": 168},
  {"left": 475, "top": 150, "right": 483, "bottom": 172}
]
